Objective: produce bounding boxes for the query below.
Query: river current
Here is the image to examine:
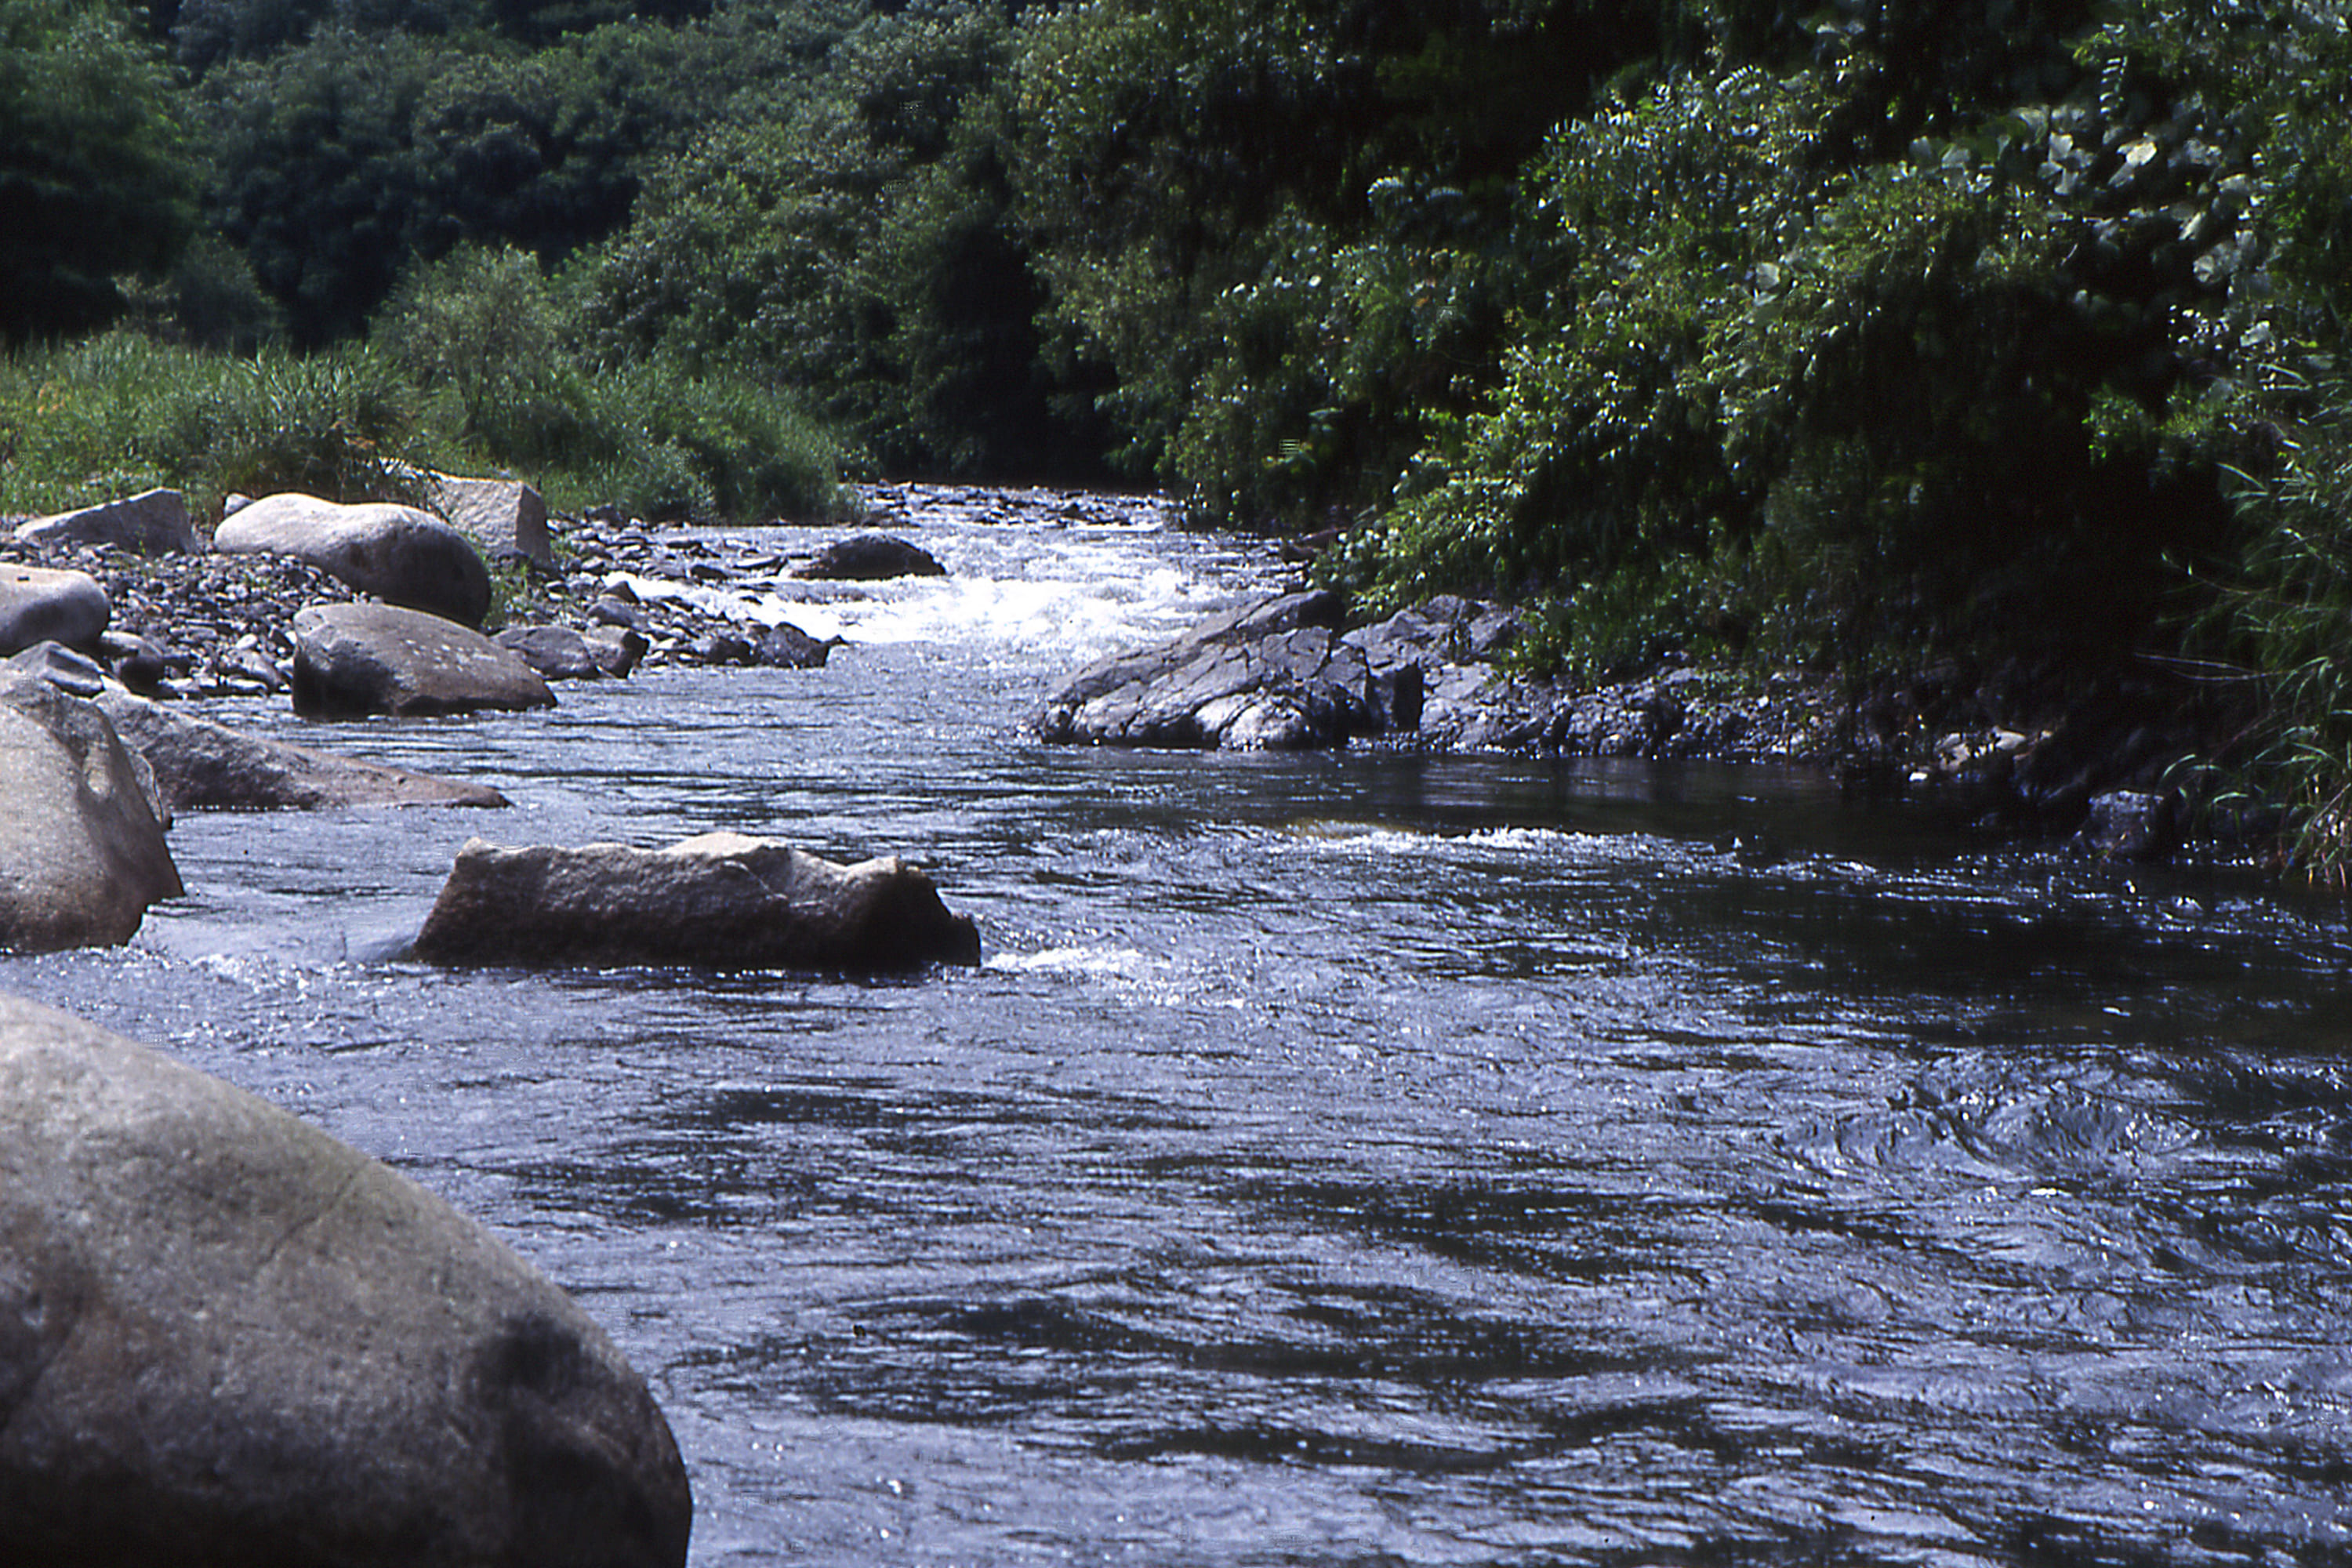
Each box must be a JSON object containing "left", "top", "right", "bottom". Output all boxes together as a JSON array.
[{"left": 7, "top": 486, "right": 2352, "bottom": 1566}]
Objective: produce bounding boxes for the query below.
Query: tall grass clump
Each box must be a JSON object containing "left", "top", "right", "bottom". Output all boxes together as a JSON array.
[
  {"left": 2183, "top": 383, "right": 2352, "bottom": 884},
  {"left": 1, "top": 332, "right": 423, "bottom": 519}
]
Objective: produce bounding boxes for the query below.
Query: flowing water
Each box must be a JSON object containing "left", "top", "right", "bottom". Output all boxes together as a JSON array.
[{"left": 8, "top": 486, "right": 2352, "bottom": 1566}]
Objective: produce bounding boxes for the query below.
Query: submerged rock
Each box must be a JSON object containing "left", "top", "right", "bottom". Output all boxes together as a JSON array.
[
  {"left": 412, "top": 831, "right": 982, "bottom": 971},
  {"left": 0, "top": 673, "right": 181, "bottom": 952},
  {"left": 215, "top": 492, "right": 493, "bottom": 628},
  {"left": 0, "top": 993, "right": 692, "bottom": 1568},
  {"left": 292, "top": 601, "right": 556, "bottom": 718}
]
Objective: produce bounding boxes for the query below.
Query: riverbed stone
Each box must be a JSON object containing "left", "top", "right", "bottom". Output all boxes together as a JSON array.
[
  {"left": 0, "top": 564, "right": 109, "bottom": 655},
  {"left": 0, "top": 673, "right": 182, "bottom": 951},
  {"left": 754, "top": 620, "right": 833, "bottom": 669},
  {"left": 793, "top": 532, "right": 946, "bottom": 580},
  {"left": 497, "top": 622, "right": 622, "bottom": 681},
  {"left": 412, "top": 831, "right": 982, "bottom": 971},
  {"left": 292, "top": 601, "right": 557, "bottom": 718},
  {"left": 93, "top": 685, "right": 511, "bottom": 811},
  {"left": 0, "top": 993, "right": 693, "bottom": 1568},
  {"left": 215, "top": 492, "right": 493, "bottom": 628},
  {"left": 14, "top": 488, "right": 199, "bottom": 555}
]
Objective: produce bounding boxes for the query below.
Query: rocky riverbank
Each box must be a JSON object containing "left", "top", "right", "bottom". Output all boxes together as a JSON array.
[{"left": 8, "top": 481, "right": 2241, "bottom": 861}]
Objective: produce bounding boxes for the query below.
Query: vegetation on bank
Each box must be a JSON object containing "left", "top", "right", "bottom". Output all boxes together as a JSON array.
[{"left": 5, "top": 0, "right": 2352, "bottom": 872}]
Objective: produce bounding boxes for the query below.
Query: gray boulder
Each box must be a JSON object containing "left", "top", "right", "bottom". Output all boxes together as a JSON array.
[
  {"left": 426, "top": 470, "right": 555, "bottom": 570},
  {"left": 93, "top": 686, "right": 511, "bottom": 811},
  {"left": 292, "top": 602, "right": 557, "bottom": 719},
  {"left": 0, "top": 564, "right": 109, "bottom": 655},
  {"left": 495, "top": 623, "right": 643, "bottom": 681},
  {"left": 0, "top": 993, "right": 692, "bottom": 1568},
  {"left": 0, "top": 674, "right": 182, "bottom": 952},
  {"left": 214, "top": 492, "right": 493, "bottom": 628},
  {"left": 793, "top": 533, "right": 946, "bottom": 581},
  {"left": 412, "top": 831, "right": 982, "bottom": 971},
  {"left": 1032, "top": 589, "right": 1402, "bottom": 750},
  {"left": 13, "top": 487, "right": 199, "bottom": 554}
]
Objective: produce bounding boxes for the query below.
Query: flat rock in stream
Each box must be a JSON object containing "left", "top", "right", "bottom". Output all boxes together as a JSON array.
[
  {"left": 412, "top": 832, "right": 981, "bottom": 971},
  {"left": 495, "top": 622, "right": 644, "bottom": 681},
  {"left": 93, "top": 686, "right": 511, "bottom": 811},
  {"left": 0, "top": 993, "right": 692, "bottom": 1568}
]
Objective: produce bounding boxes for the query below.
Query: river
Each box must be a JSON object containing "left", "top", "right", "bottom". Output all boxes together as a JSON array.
[{"left": 6, "top": 485, "right": 2351, "bottom": 1566}]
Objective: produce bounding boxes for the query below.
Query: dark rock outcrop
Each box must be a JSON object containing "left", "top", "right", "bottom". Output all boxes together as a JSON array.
[
  {"left": 0, "top": 673, "right": 182, "bottom": 951},
  {"left": 292, "top": 602, "right": 557, "bottom": 718},
  {"left": 0, "top": 993, "right": 692, "bottom": 1568},
  {"left": 0, "top": 564, "right": 109, "bottom": 655},
  {"left": 1032, "top": 590, "right": 1403, "bottom": 750},
  {"left": 793, "top": 533, "right": 946, "bottom": 581},
  {"left": 412, "top": 832, "right": 982, "bottom": 971},
  {"left": 13, "top": 488, "right": 199, "bottom": 555},
  {"left": 215, "top": 492, "right": 493, "bottom": 629}
]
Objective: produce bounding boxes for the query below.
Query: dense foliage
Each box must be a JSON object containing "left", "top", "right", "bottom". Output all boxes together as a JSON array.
[{"left": 9, "top": 0, "right": 2352, "bottom": 866}]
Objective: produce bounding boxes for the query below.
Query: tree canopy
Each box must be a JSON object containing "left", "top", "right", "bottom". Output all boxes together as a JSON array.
[{"left": 0, "top": 0, "right": 198, "bottom": 343}]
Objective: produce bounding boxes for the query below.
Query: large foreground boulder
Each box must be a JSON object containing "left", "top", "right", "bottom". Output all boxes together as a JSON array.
[
  {"left": 412, "top": 832, "right": 982, "bottom": 971},
  {"left": 14, "top": 487, "right": 200, "bottom": 554},
  {"left": 292, "top": 602, "right": 556, "bottom": 718},
  {"left": 0, "top": 993, "right": 692, "bottom": 1568},
  {"left": 0, "top": 564, "right": 109, "bottom": 655},
  {"left": 1032, "top": 589, "right": 1408, "bottom": 750},
  {"left": 93, "top": 686, "right": 511, "bottom": 811},
  {"left": 215, "top": 492, "right": 493, "bottom": 628},
  {"left": 0, "top": 674, "right": 181, "bottom": 952}
]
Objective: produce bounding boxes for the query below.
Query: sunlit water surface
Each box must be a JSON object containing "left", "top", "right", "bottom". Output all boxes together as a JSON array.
[{"left": 9, "top": 488, "right": 2352, "bottom": 1566}]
